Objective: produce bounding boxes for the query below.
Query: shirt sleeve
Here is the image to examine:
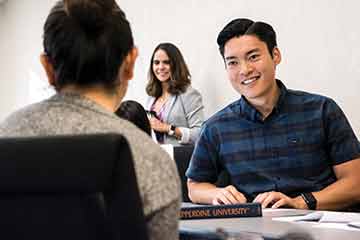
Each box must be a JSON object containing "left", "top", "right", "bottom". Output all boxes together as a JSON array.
[
  {"left": 185, "top": 123, "right": 221, "bottom": 183},
  {"left": 323, "top": 98, "right": 360, "bottom": 165}
]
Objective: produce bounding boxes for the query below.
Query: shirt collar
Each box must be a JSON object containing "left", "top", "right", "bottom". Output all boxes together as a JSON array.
[
  {"left": 273, "top": 80, "right": 288, "bottom": 113},
  {"left": 239, "top": 79, "right": 288, "bottom": 122}
]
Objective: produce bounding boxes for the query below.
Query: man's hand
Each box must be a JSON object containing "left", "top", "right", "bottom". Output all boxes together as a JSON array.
[
  {"left": 253, "top": 191, "right": 306, "bottom": 209},
  {"left": 212, "top": 185, "right": 247, "bottom": 205}
]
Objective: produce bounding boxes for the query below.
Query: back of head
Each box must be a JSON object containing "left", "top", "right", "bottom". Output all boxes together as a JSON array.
[
  {"left": 146, "top": 42, "right": 191, "bottom": 97},
  {"left": 115, "top": 101, "right": 152, "bottom": 136},
  {"left": 43, "top": 0, "right": 134, "bottom": 90},
  {"left": 217, "top": 18, "right": 277, "bottom": 58}
]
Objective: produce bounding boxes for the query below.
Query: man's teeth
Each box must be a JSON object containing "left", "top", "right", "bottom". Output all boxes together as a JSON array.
[{"left": 242, "top": 77, "right": 257, "bottom": 85}]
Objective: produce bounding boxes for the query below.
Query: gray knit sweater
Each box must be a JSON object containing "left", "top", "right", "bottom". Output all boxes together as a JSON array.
[{"left": 0, "top": 93, "right": 181, "bottom": 240}]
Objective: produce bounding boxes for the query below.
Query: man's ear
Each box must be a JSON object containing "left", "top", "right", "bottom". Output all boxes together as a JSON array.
[
  {"left": 272, "top": 47, "right": 281, "bottom": 66},
  {"left": 40, "top": 54, "right": 56, "bottom": 87},
  {"left": 121, "top": 47, "right": 138, "bottom": 81}
]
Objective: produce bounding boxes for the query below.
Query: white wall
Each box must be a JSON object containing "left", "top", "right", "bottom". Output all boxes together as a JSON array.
[
  {"left": 0, "top": 4, "right": 3, "bottom": 30},
  {"left": 0, "top": 0, "right": 54, "bottom": 120},
  {"left": 0, "top": 0, "right": 359, "bottom": 138}
]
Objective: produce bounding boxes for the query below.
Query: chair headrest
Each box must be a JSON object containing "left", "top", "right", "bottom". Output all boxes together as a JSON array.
[{"left": 0, "top": 134, "right": 130, "bottom": 193}]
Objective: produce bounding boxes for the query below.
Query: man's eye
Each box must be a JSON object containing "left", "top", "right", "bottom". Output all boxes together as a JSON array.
[
  {"left": 227, "top": 61, "right": 238, "bottom": 66},
  {"left": 249, "top": 54, "right": 259, "bottom": 61}
]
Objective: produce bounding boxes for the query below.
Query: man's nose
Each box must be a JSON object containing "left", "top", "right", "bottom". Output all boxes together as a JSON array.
[{"left": 239, "top": 61, "right": 252, "bottom": 75}]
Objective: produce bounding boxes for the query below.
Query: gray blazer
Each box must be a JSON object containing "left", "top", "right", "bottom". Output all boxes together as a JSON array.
[{"left": 146, "top": 86, "right": 204, "bottom": 145}]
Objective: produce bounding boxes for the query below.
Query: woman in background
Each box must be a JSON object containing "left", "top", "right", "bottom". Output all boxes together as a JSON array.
[
  {"left": 146, "top": 42, "right": 204, "bottom": 145},
  {"left": 0, "top": 0, "right": 180, "bottom": 239},
  {"left": 116, "top": 100, "right": 152, "bottom": 136}
]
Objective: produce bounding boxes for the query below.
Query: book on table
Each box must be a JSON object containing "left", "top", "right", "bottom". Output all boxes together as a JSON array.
[{"left": 180, "top": 202, "right": 262, "bottom": 220}]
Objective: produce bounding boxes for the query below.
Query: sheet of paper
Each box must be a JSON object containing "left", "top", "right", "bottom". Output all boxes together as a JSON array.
[
  {"left": 319, "top": 212, "right": 360, "bottom": 223},
  {"left": 273, "top": 211, "right": 323, "bottom": 222},
  {"left": 273, "top": 211, "right": 360, "bottom": 225},
  {"left": 313, "top": 222, "right": 360, "bottom": 231}
]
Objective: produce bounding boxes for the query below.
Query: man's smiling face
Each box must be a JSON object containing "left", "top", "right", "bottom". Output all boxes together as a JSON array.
[{"left": 224, "top": 35, "right": 281, "bottom": 103}]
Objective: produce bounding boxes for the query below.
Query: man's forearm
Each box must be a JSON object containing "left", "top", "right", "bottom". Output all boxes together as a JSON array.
[
  {"left": 313, "top": 159, "right": 360, "bottom": 210},
  {"left": 187, "top": 180, "right": 218, "bottom": 204},
  {"left": 313, "top": 176, "right": 360, "bottom": 210}
]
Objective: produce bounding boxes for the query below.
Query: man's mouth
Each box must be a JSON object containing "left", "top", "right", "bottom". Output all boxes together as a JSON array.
[{"left": 242, "top": 76, "right": 260, "bottom": 85}]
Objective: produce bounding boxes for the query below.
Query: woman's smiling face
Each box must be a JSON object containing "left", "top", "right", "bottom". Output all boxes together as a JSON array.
[{"left": 152, "top": 49, "right": 171, "bottom": 83}]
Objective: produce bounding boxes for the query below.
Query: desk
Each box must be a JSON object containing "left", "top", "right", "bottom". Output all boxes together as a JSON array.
[{"left": 180, "top": 204, "right": 360, "bottom": 239}]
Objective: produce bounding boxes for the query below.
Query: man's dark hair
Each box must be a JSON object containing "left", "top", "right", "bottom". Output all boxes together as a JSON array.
[
  {"left": 43, "top": 0, "right": 134, "bottom": 91},
  {"left": 217, "top": 18, "right": 277, "bottom": 58}
]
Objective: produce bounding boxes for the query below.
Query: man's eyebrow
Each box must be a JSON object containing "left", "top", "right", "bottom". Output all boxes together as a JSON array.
[
  {"left": 246, "top": 48, "right": 260, "bottom": 56},
  {"left": 224, "top": 48, "right": 261, "bottom": 61},
  {"left": 224, "top": 56, "right": 237, "bottom": 61}
]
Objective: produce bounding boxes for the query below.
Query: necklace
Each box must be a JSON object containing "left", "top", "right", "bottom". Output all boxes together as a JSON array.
[{"left": 158, "top": 94, "right": 169, "bottom": 103}]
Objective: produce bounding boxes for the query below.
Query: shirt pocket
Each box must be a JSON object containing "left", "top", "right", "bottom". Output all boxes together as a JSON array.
[{"left": 286, "top": 130, "right": 328, "bottom": 179}]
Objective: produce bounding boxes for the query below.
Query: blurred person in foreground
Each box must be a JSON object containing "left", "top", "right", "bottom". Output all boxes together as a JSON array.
[{"left": 0, "top": 0, "right": 181, "bottom": 239}]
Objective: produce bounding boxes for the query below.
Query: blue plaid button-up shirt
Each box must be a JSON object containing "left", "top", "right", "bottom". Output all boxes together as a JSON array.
[{"left": 186, "top": 80, "right": 360, "bottom": 201}]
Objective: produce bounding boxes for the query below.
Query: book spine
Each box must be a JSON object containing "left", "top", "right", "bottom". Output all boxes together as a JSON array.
[{"left": 180, "top": 204, "right": 262, "bottom": 220}]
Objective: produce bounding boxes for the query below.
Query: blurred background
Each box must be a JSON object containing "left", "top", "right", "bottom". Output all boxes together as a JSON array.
[{"left": 0, "top": 0, "right": 359, "bottom": 137}]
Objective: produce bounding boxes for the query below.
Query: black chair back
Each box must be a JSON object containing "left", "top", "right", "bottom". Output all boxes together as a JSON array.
[
  {"left": 174, "top": 145, "right": 231, "bottom": 202},
  {"left": 0, "top": 134, "right": 148, "bottom": 240},
  {"left": 174, "top": 145, "right": 194, "bottom": 202}
]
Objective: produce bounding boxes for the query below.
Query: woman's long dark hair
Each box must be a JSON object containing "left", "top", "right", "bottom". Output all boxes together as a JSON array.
[{"left": 146, "top": 43, "right": 191, "bottom": 98}]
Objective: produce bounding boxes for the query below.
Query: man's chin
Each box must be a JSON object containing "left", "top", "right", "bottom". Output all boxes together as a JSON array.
[{"left": 240, "top": 92, "right": 260, "bottom": 100}]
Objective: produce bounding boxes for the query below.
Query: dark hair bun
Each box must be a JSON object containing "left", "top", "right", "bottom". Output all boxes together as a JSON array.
[{"left": 64, "top": 0, "right": 115, "bottom": 32}]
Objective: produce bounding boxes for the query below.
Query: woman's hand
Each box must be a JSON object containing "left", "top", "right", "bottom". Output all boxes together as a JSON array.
[{"left": 149, "top": 117, "right": 170, "bottom": 133}]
